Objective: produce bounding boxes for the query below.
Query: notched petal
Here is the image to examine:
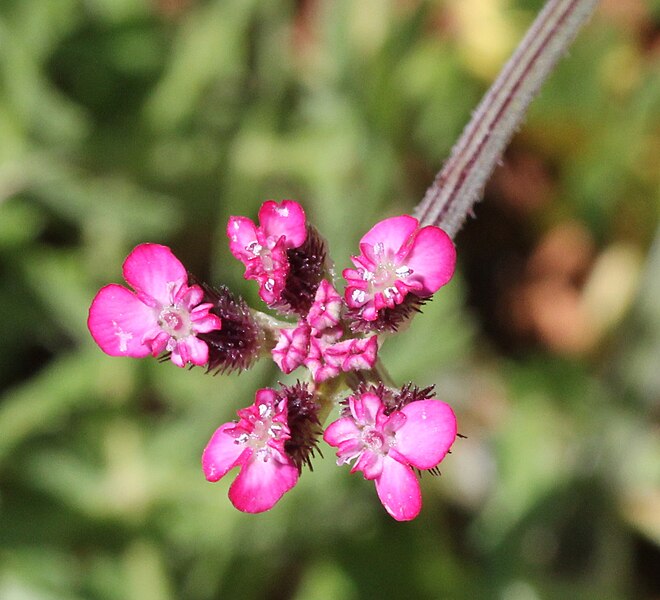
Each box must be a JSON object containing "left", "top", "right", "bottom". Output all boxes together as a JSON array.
[
  {"left": 396, "top": 400, "right": 457, "bottom": 469},
  {"left": 122, "top": 243, "right": 188, "bottom": 306},
  {"left": 88, "top": 284, "right": 156, "bottom": 358},
  {"left": 374, "top": 457, "right": 422, "bottom": 521},
  {"left": 258, "top": 200, "right": 307, "bottom": 248}
]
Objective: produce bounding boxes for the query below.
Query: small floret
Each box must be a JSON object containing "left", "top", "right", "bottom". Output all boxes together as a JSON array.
[
  {"left": 227, "top": 200, "right": 307, "bottom": 305},
  {"left": 343, "top": 215, "right": 455, "bottom": 322},
  {"left": 324, "top": 388, "right": 457, "bottom": 521},
  {"left": 88, "top": 244, "right": 222, "bottom": 367},
  {"left": 202, "top": 388, "right": 299, "bottom": 513}
]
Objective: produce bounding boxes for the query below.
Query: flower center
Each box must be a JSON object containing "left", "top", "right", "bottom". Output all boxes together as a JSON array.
[
  {"left": 238, "top": 404, "right": 286, "bottom": 461},
  {"left": 362, "top": 258, "right": 413, "bottom": 299},
  {"left": 245, "top": 240, "right": 275, "bottom": 271},
  {"left": 158, "top": 306, "right": 192, "bottom": 338},
  {"left": 361, "top": 425, "right": 390, "bottom": 454}
]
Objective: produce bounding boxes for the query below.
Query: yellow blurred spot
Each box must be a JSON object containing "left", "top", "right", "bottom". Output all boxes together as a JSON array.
[
  {"left": 102, "top": 420, "right": 151, "bottom": 519},
  {"left": 349, "top": 0, "right": 392, "bottom": 56},
  {"left": 446, "top": 0, "right": 522, "bottom": 79},
  {"left": 600, "top": 44, "right": 642, "bottom": 96},
  {"left": 581, "top": 243, "right": 643, "bottom": 338},
  {"left": 621, "top": 489, "right": 660, "bottom": 546}
]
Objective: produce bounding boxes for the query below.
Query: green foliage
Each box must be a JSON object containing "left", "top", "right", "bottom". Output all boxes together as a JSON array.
[{"left": 0, "top": 1, "right": 658, "bottom": 598}]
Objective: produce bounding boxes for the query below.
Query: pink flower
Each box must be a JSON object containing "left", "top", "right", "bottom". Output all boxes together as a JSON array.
[
  {"left": 227, "top": 200, "right": 307, "bottom": 305},
  {"left": 88, "top": 244, "right": 222, "bottom": 367},
  {"left": 272, "top": 321, "right": 311, "bottom": 374},
  {"left": 271, "top": 280, "right": 378, "bottom": 383},
  {"left": 326, "top": 336, "right": 379, "bottom": 372},
  {"left": 306, "top": 335, "right": 379, "bottom": 382},
  {"left": 343, "top": 215, "right": 456, "bottom": 321},
  {"left": 323, "top": 391, "right": 457, "bottom": 521},
  {"left": 87, "top": 244, "right": 222, "bottom": 367},
  {"left": 304, "top": 331, "right": 343, "bottom": 382},
  {"left": 202, "top": 388, "right": 299, "bottom": 513},
  {"left": 306, "top": 279, "right": 342, "bottom": 334}
]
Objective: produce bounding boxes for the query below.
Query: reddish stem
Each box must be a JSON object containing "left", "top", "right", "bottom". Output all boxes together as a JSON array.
[{"left": 414, "top": 0, "right": 600, "bottom": 238}]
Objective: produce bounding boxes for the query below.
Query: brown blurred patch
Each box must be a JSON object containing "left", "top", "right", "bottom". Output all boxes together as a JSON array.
[
  {"left": 458, "top": 144, "right": 612, "bottom": 357},
  {"left": 490, "top": 150, "right": 555, "bottom": 215},
  {"left": 507, "top": 222, "right": 597, "bottom": 355},
  {"left": 292, "top": 0, "right": 320, "bottom": 57},
  {"left": 152, "top": 0, "right": 196, "bottom": 19},
  {"left": 426, "top": 1, "right": 457, "bottom": 38},
  {"left": 511, "top": 277, "right": 595, "bottom": 355},
  {"left": 526, "top": 222, "right": 594, "bottom": 285},
  {"left": 600, "top": 0, "right": 660, "bottom": 58},
  {"left": 599, "top": 0, "right": 650, "bottom": 33}
]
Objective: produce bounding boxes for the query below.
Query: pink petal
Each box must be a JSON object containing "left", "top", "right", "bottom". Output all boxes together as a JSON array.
[
  {"left": 306, "top": 361, "right": 340, "bottom": 383},
  {"left": 342, "top": 268, "right": 368, "bottom": 289},
  {"left": 176, "top": 284, "right": 204, "bottom": 309},
  {"left": 228, "top": 454, "right": 299, "bottom": 513},
  {"left": 258, "top": 200, "right": 307, "bottom": 248},
  {"left": 307, "top": 280, "right": 342, "bottom": 333},
  {"left": 227, "top": 216, "right": 259, "bottom": 261},
  {"left": 323, "top": 417, "right": 361, "bottom": 448},
  {"left": 404, "top": 226, "right": 456, "bottom": 295},
  {"left": 190, "top": 307, "right": 222, "bottom": 334},
  {"left": 122, "top": 244, "right": 188, "bottom": 307},
  {"left": 88, "top": 284, "right": 157, "bottom": 358},
  {"left": 257, "top": 280, "right": 281, "bottom": 305},
  {"left": 344, "top": 285, "right": 368, "bottom": 309},
  {"left": 304, "top": 335, "right": 341, "bottom": 382},
  {"left": 359, "top": 215, "right": 419, "bottom": 257},
  {"left": 374, "top": 456, "right": 422, "bottom": 521},
  {"left": 252, "top": 249, "right": 289, "bottom": 305},
  {"left": 254, "top": 387, "right": 280, "bottom": 407},
  {"left": 355, "top": 450, "right": 384, "bottom": 479},
  {"left": 172, "top": 336, "right": 209, "bottom": 367},
  {"left": 395, "top": 400, "right": 457, "bottom": 469},
  {"left": 143, "top": 329, "right": 169, "bottom": 356},
  {"left": 169, "top": 344, "right": 186, "bottom": 367},
  {"left": 353, "top": 392, "right": 382, "bottom": 426},
  {"left": 360, "top": 302, "right": 379, "bottom": 322},
  {"left": 202, "top": 424, "right": 248, "bottom": 482},
  {"left": 272, "top": 324, "right": 309, "bottom": 374},
  {"left": 340, "top": 336, "right": 378, "bottom": 372},
  {"left": 322, "top": 339, "right": 350, "bottom": 363},
  {"left": 350, "top": 254, "right": 376, "bottom": 273}
]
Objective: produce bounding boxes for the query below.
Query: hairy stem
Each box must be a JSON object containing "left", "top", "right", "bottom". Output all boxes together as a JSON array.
[{"left": 413, "top": 0, "right": 600, "bottom": 238}]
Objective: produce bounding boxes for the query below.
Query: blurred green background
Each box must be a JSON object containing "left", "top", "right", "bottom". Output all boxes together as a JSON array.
[{"left": 1, "top": 0, "right": 659, "bottom": 598}]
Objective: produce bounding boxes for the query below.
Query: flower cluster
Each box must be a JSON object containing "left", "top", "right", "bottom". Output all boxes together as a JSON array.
[
  {"left": 88, "top": 200, "right": 459, "bottom": 520},
  {"left": 272, "top": 280, "right": 379, "bottom": 382}
]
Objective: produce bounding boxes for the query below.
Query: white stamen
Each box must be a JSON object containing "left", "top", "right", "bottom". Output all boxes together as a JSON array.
[
  {"left": 383, "top": 286, "right": 397, "bottom": 299},
  {"left": 351, "top": 289, "right": 366, "bottom": 304},
  {"left": 374, "top": 242, "right": 384, "bottom": 257},
  {"left": 158, "top": 306, "right": 192, "bottom": 339},
  {"left": 396, "top": 265, "right": 413, "bottom": 278},
  {"left": 245, "top": 241, "right": 262, "bottom": 255}
]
